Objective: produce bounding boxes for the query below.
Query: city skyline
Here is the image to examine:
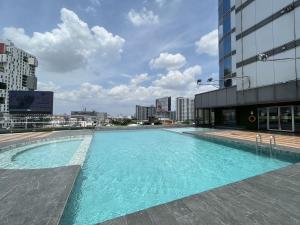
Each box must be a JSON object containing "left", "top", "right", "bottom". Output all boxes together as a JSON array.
[{"left": 0, "top": 0, "right": 218, "bottom": 115}]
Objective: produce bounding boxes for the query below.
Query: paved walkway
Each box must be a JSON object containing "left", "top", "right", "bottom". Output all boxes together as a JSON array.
[
  {"left": 98, "top": 162, "right": 300, "bottom": 225},
  {"left": 0, "top": 132, "right": 52, "bottom": 144},
  {"left": 0, "top": 129, "right": 93, "bottom": 149},
  {"left": 0, "top": 166, "right": 80, "bottom": 225},
  {"left": 200, "top": 130, "right": 300, "bottom": 150}
]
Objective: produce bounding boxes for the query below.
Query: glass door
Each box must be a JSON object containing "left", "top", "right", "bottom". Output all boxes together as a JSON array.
[
  {"left": 258, "top": 108, "right": 267, "bottom": 130},
  {"left": 268, "top": 107, "right": 279, "bottom": 130},
  {"left": 279, "top": 106, "right": 294, "bottom": 132}
]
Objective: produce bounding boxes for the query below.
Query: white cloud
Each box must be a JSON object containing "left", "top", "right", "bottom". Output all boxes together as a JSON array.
[
  {"left": 195, "top": 29, "right": 218, "bottom": 56},
  {"left": 149, "top": 52, "right": 186, "bottom": 70},
  {"left": 48, "top": 65, "right": 213, "bottom": 106},
  {"left": 2, "top": 8, "right": 125, "bottom": 73},
  {"left": 130, "top": 73, "right": 150, "bottom": 86},
  {"left": 128, "top": 7, "right": 159, "bottom": 26},
  {"left": 153, "top": 65, "right": 201, "bottom": 89}
]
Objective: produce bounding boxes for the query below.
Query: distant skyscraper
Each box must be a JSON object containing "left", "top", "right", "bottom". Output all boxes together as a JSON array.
[
  {"left": 0, "top": 41, "right": 38, "bottom": 113},
  {"left": 155, "top": 97, "right": 171, "bottom": 113},
  {"left": 135, "top": 105, "right": 156, "bottom": 121},
  {"left": 176, "top": 97, "right": 194, "bottom": 122}
]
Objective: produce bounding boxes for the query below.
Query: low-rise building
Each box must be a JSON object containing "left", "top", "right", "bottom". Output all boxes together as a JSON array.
[{"left": 71, "top": 110, "right": 108, "bottom": 127}]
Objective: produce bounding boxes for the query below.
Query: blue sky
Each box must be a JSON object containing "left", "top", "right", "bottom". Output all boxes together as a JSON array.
[{"left": 0, "top": 0, "right": 218, "bottom": 115}]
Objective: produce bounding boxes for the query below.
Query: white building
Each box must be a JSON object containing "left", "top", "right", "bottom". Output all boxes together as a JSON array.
[
  {"left": 176, "top": 97, "right": 194, "bottom": 122},
  {"left": 0, "top": 41, "right": 38, "bottom": 113},
  {"left": 71, "top": 110, "right": 108, "bottom": 126},
  {"left": 195, "top": 0, "right": 300, "bottom": 133}
]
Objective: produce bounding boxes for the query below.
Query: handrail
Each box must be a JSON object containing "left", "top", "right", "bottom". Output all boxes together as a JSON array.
[
  {"left": 256, "top": 134, "right": 262, "bottom": 154},
  {"left": 269, "top": 135, "right": 276, "bottom": 157}
]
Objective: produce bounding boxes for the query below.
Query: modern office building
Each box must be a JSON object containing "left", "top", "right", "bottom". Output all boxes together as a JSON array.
[
  {"left": 155, "top": 96, "right": 174, "bottom": 120},
  {"left": 176, "top": 97, "right": 195, "bottom": 122},
  {"left": 156, "top": 97, "right": 171, "bottom": 113},
  {"left": 218, "top": 0, "right": 237, "bottom": 88},
  {"left": 195, "top": 0, "right": 300, "bottom": 133},
  {"left": 135, "top": 105, "right": 156, "bottom": 121},
  {"left": 0, "top": 41, "right": 38, "bottom": 113}
]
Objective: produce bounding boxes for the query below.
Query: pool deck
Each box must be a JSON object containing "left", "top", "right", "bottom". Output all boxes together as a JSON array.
[
  {"left": 191, "top": 129, "right": 300, "bottom": 151},
  {"left": 0, "top": 166, "right": 80, "bottom": 225},
  {"left": 98, "top": 162, "right": 300, "bottom": 225},
  {"left": 0, "top": 130, "right": 91, "bottom": 225},
  {"left": 0, "top": 129, "right": 93, "bottom": 149}
]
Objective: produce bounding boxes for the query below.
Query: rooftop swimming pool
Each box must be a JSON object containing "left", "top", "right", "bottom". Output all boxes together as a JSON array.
[{"left": 59, "top": 129, "right": 298, "bottom": 225}]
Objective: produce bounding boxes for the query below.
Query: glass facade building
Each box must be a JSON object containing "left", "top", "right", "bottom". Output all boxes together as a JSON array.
[
  {"left": 218, "top": 0, "right": 236, "bottom": 88},
  {"left": 196, "top": 0, "right": 300, "bottom": 133}
]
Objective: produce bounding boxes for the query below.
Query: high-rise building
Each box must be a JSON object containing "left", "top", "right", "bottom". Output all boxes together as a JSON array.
[
  {"left": 0, "top": 41, "right": 38, "bottom": 113},
  {"left": 195, "top": 0, "right": 300, "bottom": 133},
  {"left": 218, "top": 0, "right": 236, "bottom": 88},
  {"left": 156, "top": 97, "right": 171, "bottom": 113},
  {"left": 135, "top": 105, "right": 156, "bottom": 121},
  {"left": 176, "top": 97, "right": 194, "bottom": 122}
]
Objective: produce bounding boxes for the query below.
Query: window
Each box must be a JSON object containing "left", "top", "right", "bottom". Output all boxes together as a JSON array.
[
  {"left": 223, "top": 0, "right": 230, "bottom": 14},
  {"left": 223, "top": 14, "right": 231, "bottom": 35},
  {"left": 222, "top": 109, "right": 236, "bottom": 126},
  {"left": 224, "top": 57, "right": 232, "bottom": 76},
  {"left": 0, "top": 82, "right": 6, "bottom": 89},
  {"left": 294, "top": 106, "right": 300, "bottom": 132},
  {"left": 223, "top": 35, "right": 231, "bottom": 55}
]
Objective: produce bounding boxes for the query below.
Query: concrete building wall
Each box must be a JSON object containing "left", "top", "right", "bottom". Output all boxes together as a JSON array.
[
  {"left": 0, "top": 41, "right": 38, "bottom": 113},
  {"left": 176, "top": 97, "right": 194, "bottom": 122},
  {"left": 235, "top": 0, "right": 299, "bottom": 91}
]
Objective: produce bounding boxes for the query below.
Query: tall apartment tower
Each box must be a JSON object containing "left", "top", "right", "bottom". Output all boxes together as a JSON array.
[
  {"left": 195, "top": 0, "right": 300, "bottom": 133},
  {"left": 176, "top": 97, "right": 194, "bottom": 122},
  {"left": 0, "top": 41, "right": 38, "bottom": 113}
]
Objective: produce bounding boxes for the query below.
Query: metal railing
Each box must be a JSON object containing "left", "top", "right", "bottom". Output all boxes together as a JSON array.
[
  {"left": 256, "top": 133, "right": 262, "bottom": 154},
  {"left": 269, "top": 135, "right": 276, "bottom": 157}
]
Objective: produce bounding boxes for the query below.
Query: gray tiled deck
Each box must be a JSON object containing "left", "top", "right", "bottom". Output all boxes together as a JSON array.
[
  {"left": 0, "top": 130, "right": 91, "bottom": 225},
  {"left": 97, "top": 162, "right": 300, "bottom": 225},
  {"left": 0, "top": 166, "right": 80, "bottom": 225}
]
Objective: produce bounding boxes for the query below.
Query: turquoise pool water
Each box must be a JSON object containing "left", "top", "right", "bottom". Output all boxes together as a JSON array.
[
  {"left": 60, "top": 130, "right": 297, "bottom": 225},
  {"left": 10, "top": 140, "right": 82, "bottom": 169}
]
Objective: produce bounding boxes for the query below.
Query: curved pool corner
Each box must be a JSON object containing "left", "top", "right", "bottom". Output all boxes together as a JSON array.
[{"left": 0, "top": 135, "right": 93, "bottom": 169}]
